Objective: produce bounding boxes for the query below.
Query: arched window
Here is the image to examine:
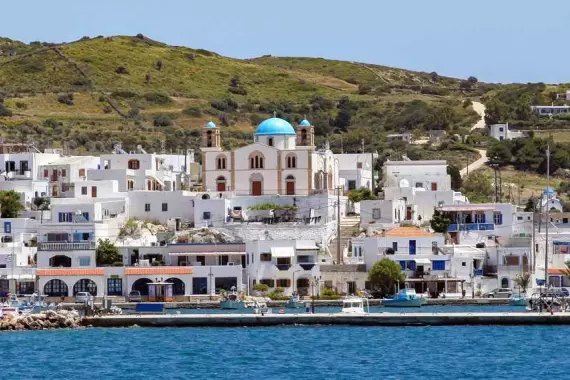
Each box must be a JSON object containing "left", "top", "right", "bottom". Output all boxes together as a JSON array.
[
  {"left": 286, "top": 154, "right": 297, "bottom": 168},
  {"left": 128, "top": 160, "right": 140, "bottom": 170},
  {"left": 132, "top": 278, "right": 153, "bottom": 296},
  {"left": 301, "top": 129, "right": 308, "bottom": 145},
  {"left": 268, "top": 137, "right": 274, "bottom": 147},
  {"left": 73, "top": 279, "right": 97, "bottom": 296},
  {"left": 286, "top": 175, "right": 295, "bottom": 195},
  {"left": 206, "top": 130, "right": 213, "bottom": 147},
  {"left": 501, "top": 277, "right": 509, "bottom": 289},
  {"left": 49, "top": 255, "right": 72, "bottom": 268},
  {"left": 216, "top": 155, "right": 227, "bottom": 170},
  {"left": 249, "top": 152, "right": 264, "bottom": 169},
  {"left": 44, "top": 279, "right": 68, "bottom": 297},
  {"left": 127, "top": 180, "right": 134, "bottom": 191},
  {"left": 166, "top": 278, "right": 185, "bottom": 296}
]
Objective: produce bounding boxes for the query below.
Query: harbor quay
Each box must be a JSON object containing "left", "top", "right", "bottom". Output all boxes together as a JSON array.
[{"left": 84, "top": 312, "right": 570, "bottom": 328}]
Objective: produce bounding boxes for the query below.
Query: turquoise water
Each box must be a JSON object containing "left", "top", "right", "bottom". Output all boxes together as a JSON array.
[{"left": 3, "top": 306, "right": 565, "bottom": 379}]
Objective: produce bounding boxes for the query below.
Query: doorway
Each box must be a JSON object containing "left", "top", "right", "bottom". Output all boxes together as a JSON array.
[
  {"left": 251, "top": 181, "right": 262, "bottom": 196},
  {"left": 347, "top": 281, "right": 356, "bottom": 295}
]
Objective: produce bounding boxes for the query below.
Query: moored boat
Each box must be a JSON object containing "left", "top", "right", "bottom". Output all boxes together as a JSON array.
[
  {"left": 285, "top": 294, "right": 305, "bottom": 309},
  {"left": 382, "top": 288, "right": 426, "bottom": 308},
  {"left": 220, "top": 288, "right": 246, "bottom": 310},
  {"left": 509, "top": 294, "right": 527, "bottom": 306},
  {"left": 340, "top": 297, "right": 370, "bottom": 314}
]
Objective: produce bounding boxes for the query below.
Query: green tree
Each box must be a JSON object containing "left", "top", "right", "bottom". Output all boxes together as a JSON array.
[
  {"left": 368, "top": 258, "right": 406, "bottom": 297},
  {"left": 430, "top": 71, "right": 439, "bottom": 84},
  {"left": 467, "top": 76, "right": 478, "bottom": 84},
  {"left": 0, "top": 190, "right": 24, "bottom": 218},
  {"left": 513, "top": 272, "right": 531, "bottom": 294},
  {"left": 430, "top": 209, "right": 451, "bottom": 233},
  {"left": 32, "top": 196, "right": 50, "bottom": 211},
  {"left": 461, "top": 171, "right": 494, "bottom": 203},
  {"left": 347, "top": 187, "right": 376, "bottom": 203},
  {"left": 487, "top": 142, "right": 513, "bottom": 165},
  {"left": 524, "top": 197, "right": 537, "bottom": 212},
  {"left": 447, "top": 165, "right": 462, "bottom": 191},
  {"left": 96, "top": 239, "right": 122, "bottom": 266},
  {"left": 484, "top": 99, "right": 509, "bottom": 126}
]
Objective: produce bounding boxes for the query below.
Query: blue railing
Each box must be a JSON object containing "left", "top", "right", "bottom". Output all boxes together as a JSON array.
[
  {"left": 448, "top": 223, "right": 494, "bottom": 232},
  {"left": 474, "top": 269, "right": 483, "bottom": 276}
]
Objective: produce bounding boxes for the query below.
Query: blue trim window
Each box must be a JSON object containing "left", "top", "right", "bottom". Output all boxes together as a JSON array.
[
  {"left": 392, "top": 242, "right": 398, "bottom": 252},
  {"left": 58, "top": 212, "right": 73, "bottom": 222},
  {"left": 79, "top": 257, "right": 90, "bottom": 266},
  {"left": 3, "top": 221, "right": 11, "bottom": 233},
  {"left": 432, "top": 260, "right": 446, "bottom": 271},
  {"left": 82, "top": 212, "right": 89, "bottom": 222},
  {"left": 494, "top": 212, "right": 503, "bottom": 225},
  {"left": 399, "top": 261, "right": 406, "bottom": 271}
]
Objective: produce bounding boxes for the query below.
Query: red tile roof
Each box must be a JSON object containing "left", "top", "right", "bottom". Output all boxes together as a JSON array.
[
  {"left": 384, "top": 226, "right": 434, "bottom": 238},
  {"left": 548, "top": 269, "right": 568, "bottom": 275},
  {"left": 37, "top": 268, "right": 105, "bottom": 276},
  {"left": 125, "top": 267, "right": 192, "bottom": 275}
]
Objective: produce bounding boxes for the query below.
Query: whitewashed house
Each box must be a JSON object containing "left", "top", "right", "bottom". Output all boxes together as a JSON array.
[
  {"left": 38, "top": 155, "right": 98, "bottom": 197},
  {"left": 335, "top": 153, "right": 375, "bottom": 192}
]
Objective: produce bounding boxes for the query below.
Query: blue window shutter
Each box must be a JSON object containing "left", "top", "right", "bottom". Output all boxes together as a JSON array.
[
  {"left": 82, "top": 212, "right": 89, "bottom": 221},
  {"left": 498, "top": 214, "right": 503, "bottom": 225},
  {"left": 432, "top": 260, "right": 445, "bottom": 270},
  {"left": 481, "top": 214, "right": 486, "bottom": 223},
  {"left": 399, "top": 261, "right": 406, "bottom": 271},
  {"left": 409, "top": 261, "right": 416, "bottom": 271},
  {"left": 3, "top": 222, "right": 11, "bottom": 233},
  {"left": 58, "top": 213, "right": 63, "bottom": 222}
]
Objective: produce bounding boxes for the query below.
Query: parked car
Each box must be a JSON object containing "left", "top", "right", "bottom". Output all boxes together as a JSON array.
[
  {"left": 482, "top": 288, "right": 513, "bottom": 298},
  {"left": 542, "top": 287, "right": 570, "bottom": 297},
  {"left": 128, "top": 290, "right": 142, "bottom": 302},
  {"left": 75, "top": 292, "right": 93, "bottom": 303}
]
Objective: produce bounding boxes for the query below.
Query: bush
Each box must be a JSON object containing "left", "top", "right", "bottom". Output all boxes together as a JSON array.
[
  {"left": 358, "top": 84, "right": 372, "bottom": 95},
  {"left": 21, "top": 58, "right": 45, "bottom": 73},
  {"left": 248, "top": 203, "right": 296, "bottom": 211},
  {"left": 155, "top": 60, "right": 163, "bottom": 71},
  {"left": 128, "top": 107, "right": 140, "bottom": 118},
  {"left": 102, "top": 105, "right": 112, "bottom": 114},
  {"left": 57, "top": 93, "right": 74, "bottom": 105},
  {"left": 0, "top": 104, "right": 12, "bottom": 117},
  {"left": 185, "top": 53, "right": 195, "bottom": 61},
  {"left": 320, "top": 288, "right": 341, "bottom": 300},
  {"left": 15, "top": 101, "right": 27, "bottom": 109},
  {"left": 112, "top": 261, "right": 124, "bottom": 267},
  {"left": 183, "top": 106, "right": 202, "bottom": 117},
  {"left": 136, "top": 33, "right": 145, "bottom": 39},
  {"left": 111, "top": 91, "right": 137, "bottom": 99},
  {"left": 144, "top": 92, "right": 171, "bottom": 105},
  {"left": 228, "top": 86, "right": 247, "bottom": 95},
  {"left": 153, "top": 114, "right": 173, "bottom": 127},
  {"left": 253, "top": 283, "right": 269, "bottom": 293},
  {"left": 211, "top": 98, "right": 238, "bottom": 112},
  {"left": 115, "top": 66, "right": 129, "bottom": 74},
  {"left": 72, "top": 78, "right": 91, "bottom": 86}
]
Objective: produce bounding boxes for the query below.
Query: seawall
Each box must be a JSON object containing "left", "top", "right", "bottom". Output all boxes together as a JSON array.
[{"left": 83, "top": 312, "right": 570, "bottom": 328}]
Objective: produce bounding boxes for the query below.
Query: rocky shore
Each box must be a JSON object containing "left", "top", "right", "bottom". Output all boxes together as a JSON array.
[{"left": 0, "top": 310, "right": 82, "bottom": 331}]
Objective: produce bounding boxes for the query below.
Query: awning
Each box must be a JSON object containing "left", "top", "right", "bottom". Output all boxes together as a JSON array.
[
  {"left": 168, "top": 251, "right": 244, "bottom": 256},
  {"left": 413, "top": 258, "right": 431, "bottom": 265},
  {"left": 125, "top": 267, "right": 192, "bottom": 275},
  {"left": 296, "top": 241, "right": 319, "bottom": 250},
  {"left": 7, "top": 275, "right": 35, "bottom": 280},
  {"left": 271, "top": 247, "right": 294, "bottom": 258},
  {"left": 438, "top": 205, "right": 495, "bottom": 212}
]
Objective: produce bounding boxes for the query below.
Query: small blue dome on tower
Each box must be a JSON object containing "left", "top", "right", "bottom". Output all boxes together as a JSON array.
[
  {"left": 544, "top": 187, "right": 555, "bottom": 195},
  {"left": 299, "top": 119, "right": 311, "bottom": 127},
  {"left": 205, "top": 121, "right": 216, "bottom": 129},
  {"left": 255, "top": 117, "right": 296, "bottom": 136}
]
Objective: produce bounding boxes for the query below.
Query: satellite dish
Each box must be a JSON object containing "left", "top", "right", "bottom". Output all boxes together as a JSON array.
[{"left": 399, "top": 179, "right": 410, "bottom": 188}]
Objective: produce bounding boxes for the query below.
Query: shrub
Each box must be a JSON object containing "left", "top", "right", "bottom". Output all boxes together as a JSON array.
[
  {"left": 0, "top": 104, "right": 12, "bottom": 117},
  {"left": 320, "top": 288, "right": 341, "bottom": 300},
  {"left": 136, "top": 33, "right": 144, "bottom": 39},
  {"left": 153, "top": 114, "right": 173, "bottom": 127},
  {"left": 253, "top": 283, "right": 269, "bottom": 293},
  {"left": 183, "top": 106, "right": 202, "bottom": 117},
  {"left": 111, "top": 91, "right": 137, "bottom": 99},
  {"left": 248, "top": 203, "right": 296, "bottom": 211},
  {"left": 228, "top": 86, "right": 247, "bottom": 95},
  {"left": 144, "top": 92, "right": 171, "bottom": 105},
  {"left": 57, "top": 93, "right": 74, "bottom": 105},
  {"left": 98, "top": 95, "right": 106, "bottom": 102},
  {"left": 15, "top": 101, "right": 27, "bottom": 109},
  {"left": 128, "top": 107, "right": 140, "bottom": 118},
  {"left": 72, "top": 78, "right": 91, "bottom": 86},
  {"left": 211, "top": 98, "right": 238, "bottom": 112},
  {"left": 358, "top": 84, "right": 372, "bottom": 95},
  {"left": 21, "top": 58, "right": 45, "bottom": 73},
  {"left": 155, "top": 60, "right": 163, "bottom": 71},
  {"left": 145, "top": 74, "right": 151, "bottom": 84},
  {"left": 185, "top": 53, "right": 195, "bottom": 61},
  {"left": 102, "top": 106, "right": 112, "bottom": 114},
  {"left": 115, "top": 66, "right": 129, "bottom": 74},
  {"left": 219, "top": 113, "right": 231, "bottom": 126}
]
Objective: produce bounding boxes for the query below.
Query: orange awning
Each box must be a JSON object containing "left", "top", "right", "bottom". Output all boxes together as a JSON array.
[
  {"left": 37, "top": 268, "right": 105, "bottom": 276},
  {"left": 125, "top": 267, "right": 192, "bottom": 275},
  {"left": 548, "top": 269, "right": 568, "bottom": 275}
]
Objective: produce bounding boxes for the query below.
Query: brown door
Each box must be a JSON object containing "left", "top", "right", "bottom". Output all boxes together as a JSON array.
[
  {"left": 406, "top": 207, "right": 412, "bottom": 220},
  {"left": 217, "top": 182, "right": 226, "bottom": 192},
  {"left": 252, "top": 181, "right": 262, "bottom": 196},
  {"left": 91, "top": 186, "right": 97, "bottom": 198},
  {"left": 431, "top": 182, "right": 437, "bottom": 191},
  {"left": 286, "top": 181, "right": 295, "bottom": 195}
]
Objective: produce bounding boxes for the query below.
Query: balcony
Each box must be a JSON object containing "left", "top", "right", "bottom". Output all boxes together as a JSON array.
[
  {"left": 276, "top": 264, "right": 292, "bottom": 271},
  {"left": 39, "top": 241, "right": 96, "bottom": 251},
  {"left": 299, "top": 263, "right": 316, "bottom": 271},
  {"left": 448, "top": 223, "right": 494, "bottom": 232}
]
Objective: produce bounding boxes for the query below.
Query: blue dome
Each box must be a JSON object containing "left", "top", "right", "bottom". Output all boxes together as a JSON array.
[
  {"left": 299, "top": 119, "right": 311, "bottom": 127},
  {"left": 205, "top": 121, "right": 216, "bottom": 129},
  {"left": 255, "top": 117, "right": 296, "bottom": 136},
  {"left": 544, "top": 188, "right": 555, "bottom": 195}
]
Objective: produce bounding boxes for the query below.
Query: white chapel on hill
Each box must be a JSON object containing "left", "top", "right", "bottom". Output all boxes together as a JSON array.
[{"left": 201, "top": 116, "right": 340, "bottom": 196}]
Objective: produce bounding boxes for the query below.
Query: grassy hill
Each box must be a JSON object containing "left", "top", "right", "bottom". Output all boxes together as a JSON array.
[{"left": 0, "top": 35, "right": 480, "bottom": 157}]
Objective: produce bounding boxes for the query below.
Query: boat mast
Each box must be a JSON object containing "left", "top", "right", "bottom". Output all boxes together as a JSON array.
[{"left": 545, "top": 145, "right": 550, "bottom": 287}]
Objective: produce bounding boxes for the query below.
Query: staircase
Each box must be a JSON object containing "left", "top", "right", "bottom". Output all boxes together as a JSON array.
[{"left": 329, "top": 216, "right": 361, "bottom": 264}]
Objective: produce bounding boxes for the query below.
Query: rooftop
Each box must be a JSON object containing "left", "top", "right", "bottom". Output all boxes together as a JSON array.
[
  {"left": 384, "top": 160, "right": 447, "bottom": 166},
  {"left": 384, "top": 226, "right": 434, "bottom": 238}
]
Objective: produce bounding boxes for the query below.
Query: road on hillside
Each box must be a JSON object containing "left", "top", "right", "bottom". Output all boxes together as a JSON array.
[
  {"left": 470, "top": 101, "right": 486, "bottom": 131},
  {"left": 460, "top": 149, "right": 487, "bottom": 177}
]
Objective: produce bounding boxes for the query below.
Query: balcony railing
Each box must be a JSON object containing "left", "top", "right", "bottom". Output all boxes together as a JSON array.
[
  {"left": 39, "top": 241, "right": 96, "bottom": 251},
  {"left": 276, "top": 264, "right": 292, "bottom": 271},
  {"left": 299, "top": 263, "right": 316, "bottom": 271},
  {"left": 448, "top": 223, "right": 494, "bottom": 232}
]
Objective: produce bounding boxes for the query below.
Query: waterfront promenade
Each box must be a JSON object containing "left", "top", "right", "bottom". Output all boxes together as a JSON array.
[{"left": 84, "top": 311, "right": 570, "bottom": 328}]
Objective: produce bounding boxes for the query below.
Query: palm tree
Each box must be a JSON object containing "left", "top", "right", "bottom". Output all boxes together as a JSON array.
[{"left": 514, "top": 272, "right": 531, "bottom": 294}]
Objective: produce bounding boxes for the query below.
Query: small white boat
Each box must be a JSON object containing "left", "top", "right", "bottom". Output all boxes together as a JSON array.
[
  {"left": 341, "top": 297, "right": 370, "bottom": 314},
  {"left": 252, "top": 300, "right": 271, "bottom": 314}
]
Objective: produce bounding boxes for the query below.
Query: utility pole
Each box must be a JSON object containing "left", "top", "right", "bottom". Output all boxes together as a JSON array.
[
  {"left": 498, "top": 168, "right": 502, "bottom": 203},
  {"left": 532, "top": 211, "right": 536, "bottom": 273},
  {"left": 336, "top": 186, "right": 342, "bottom": 264},
  {"left": 545, "top": 145, "right": 550, "bottom": 286}
]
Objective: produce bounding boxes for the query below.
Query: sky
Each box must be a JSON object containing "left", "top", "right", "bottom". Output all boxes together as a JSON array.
[{"left": 1, "top": 0, "right": 569, "bottom": 84}]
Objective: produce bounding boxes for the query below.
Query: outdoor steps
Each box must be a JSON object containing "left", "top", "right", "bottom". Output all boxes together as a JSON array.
[{"left": 329, "top": 217, "right": 361, "bottom": 263}]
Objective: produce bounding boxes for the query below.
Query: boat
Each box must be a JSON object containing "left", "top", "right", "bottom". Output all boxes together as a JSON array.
[
  {"left": 341, "top": 297, "right": 370, "bottom": 314},
  {"left": 220, "top": 288, "right": 247, "bottom": 310},
  {"left": 509, "top": 294, "right": 527, "bottom": 306},
  {"left": 382, "top": 288, "right": 426, "bottom": 308},
  {"left": 252, "top": 300, "right": 270, "bottom": 314},
  {"left": 285, "top": 294, "right": 305, "bottom": 309}
]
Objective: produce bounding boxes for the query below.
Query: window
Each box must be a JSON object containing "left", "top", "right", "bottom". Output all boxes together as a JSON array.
[
  {"left": 494, "top": 212, "right": 503, "bottom": 225},
  {"left": 259, "top": 279, "right": 275, "bottom": 287},
  {"left": 431, "top": 182, "right": 437, "bottom": 191},
  {"left": 249, "top": 153, "right": 264, "bottom": 169},
  {"left": 276, "top": 279, "right": 291, "bottom": 287},
  {"left": 43, "top": 169, "right": 49, "bottom": 178},
  {"left": 517, "top": 216, "right": 523, "bottom": 221},
  {"left": 392, "top": 242, "right": 398, "bottom": 252},
  {"left": 203, "top": 212, "right": 211, "bottom": 220},
  {"left": 260, "top": 253, "right": 272, "bottom": 261},
  {"left": 61, "top": 169, "right": 67, "bottom": 177},
  {"left": 268, "top": 137, "right": 274, "bottom": 147},
  {"left": 91, "top": 186, "right": 97, "bottom": 198},
  {"left": 462, "top": 262, "right": 466, "bottom": 267},
  {"left": 415, "top": 182, "right": 423, "bottom": 188},
  {"left": 216, "top": 155, "right": 227, "bottom": 170},
  {"left": 145, "top": 203, "right": 151, "bottom": 212},
  {"left": 79, "top": 257, "right": 90, "bottom": 266},
  {"left": 162, "top": 203, "right": 168, "bottom": 212},
  {"left": 3, "top": 221, "right": 11, "bottom": 233},
  {"left": 372, "top": 208, "right": 381, "bottom": 220},
  {"left": 107, "top": 278, "right": 123, "bottom": 296},
  {"left": 58, "top": 212, "right": 74, "bottom": 222},
  {"left": 18, "top": 281, "right": 34, "bottom": 295},
  {"left": 399, "top": 261, "right": 406, "bottom": 271},
  {"left": 128, "top": 159, "right": 140, "bottom": 170},
  {"left": 81, "top": 186, "right": 87, "bottom": 195},
  {"left": 499, "top": 127, "right": 504, "bottom": 132},
  {"left": 82, "top": 212, "right": 89, "bottom": 222},
  {"left": 79, "top": 168, "right": 86, "bottom": 177},
  {"left": 432, "top": 260, "right": 446, "bottom": 271},
  {"left": 348, "top": 180, "right": 356, "bottom": 191},
  {"left": 286, "top": 154, "right": 297, "bottom": 168}
]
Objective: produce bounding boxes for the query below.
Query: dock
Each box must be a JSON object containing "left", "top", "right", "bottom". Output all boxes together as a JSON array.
[{"left": 83, "top": 312, "right": 570, "bottom": 328}]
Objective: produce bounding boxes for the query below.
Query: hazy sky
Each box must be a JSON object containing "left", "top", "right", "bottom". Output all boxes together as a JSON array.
[{"left": 1, "top": 0, "right": 569, "bottom": 83}]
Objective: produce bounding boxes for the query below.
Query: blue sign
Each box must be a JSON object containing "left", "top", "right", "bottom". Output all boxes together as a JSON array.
[{"left": 4, "top": 221, "right": 11, "bottom": 233}]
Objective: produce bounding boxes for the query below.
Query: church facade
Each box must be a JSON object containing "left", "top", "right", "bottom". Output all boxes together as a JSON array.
[{"left": 201, "top": 117, "right": 339, "bottom": 196}]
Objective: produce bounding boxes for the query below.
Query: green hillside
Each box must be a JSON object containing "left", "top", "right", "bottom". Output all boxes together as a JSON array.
[{"left": 0, "top": 35, "right": 480, "bottom": 157}]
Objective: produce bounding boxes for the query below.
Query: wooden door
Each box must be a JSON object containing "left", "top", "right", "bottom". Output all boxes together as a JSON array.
[
  {"left": 217, "top": 182, "right": 226, "bottom": 192},
  {"left": 286, "top": 181, "right": 295, "bottom": 195},
  {"left": 252, "top": 181, "right": 262, "bottom": 196},
  {"left": 91, "top": 186, "right": 97, "bottom": 198}
]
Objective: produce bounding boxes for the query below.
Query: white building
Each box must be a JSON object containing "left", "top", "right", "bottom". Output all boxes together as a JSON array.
[
  {"left": 246, "top": 239, "right": 320, "bottom": 296},
  {"left": 488, "top": 123, "right": 525, "bottom": 141},
  {"left": 128, "top": 191, "right": 195, "bottom": 223},
  {"left": 201, "top": 118, "right": 339, "bottom": 196},
  {"left": 359, "top": 199, "right": 407, "bottom": 230},
  {"left": 335, "top": 153, "right": 375, "bottom": 192},
  {"left": 38, "top": 155, "right": 99, "bottom": 197},
  {"left": 531, "top": 105, "right": 570, "bottom": 116}
]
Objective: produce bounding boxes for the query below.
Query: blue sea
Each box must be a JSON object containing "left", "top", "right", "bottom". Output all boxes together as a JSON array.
[{"left": 3, "top": 305, "right": 569, "bottom": 379}]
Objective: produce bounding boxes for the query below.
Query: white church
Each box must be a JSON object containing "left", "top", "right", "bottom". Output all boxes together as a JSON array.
[{"left": 201, "top": 117, "right": 340, "bottom": 196}]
